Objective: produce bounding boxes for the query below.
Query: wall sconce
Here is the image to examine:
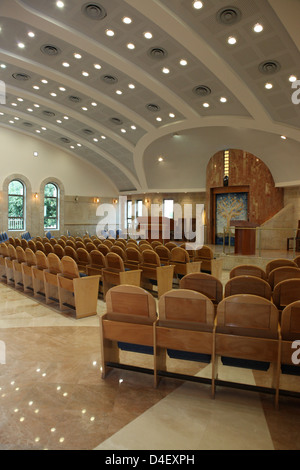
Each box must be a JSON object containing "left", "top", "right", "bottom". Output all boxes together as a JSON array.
[
  {"left": 113, "top": 198, "right": 118, "bottom": 204},
  {"left": 33, "top": 193, "right": 38, "bottom": 199},
  {"left": 94, "top": 197, "right": 100, "bottom": 204},
  {"left": 74, "top": 196, "right": 79, "bottom": 202},
  {"left": 145, "top": 198, "right": 150, "bottom": 204}
]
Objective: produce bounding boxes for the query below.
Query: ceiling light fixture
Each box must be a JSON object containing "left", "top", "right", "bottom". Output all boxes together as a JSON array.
[
  {"left": 143, "top": 32, "right": 152, "bottom": 39},
  {"left": 62, "top": 62, "right": 70, "bottom": 67},
  {"left": 227, "top": 36, "right": 237, "bottom": 45},
  {"left": 106, "top": 29, "right": 115, "bottom": 37},
  {"left": 265, "top": 82, "right": 273, "bottom": 89},
  {"left": 74, "top": 53, "right": 82, "bottom": 59},
  {"left": 289, "top": 75, "right": 297, "bottom": 83},
  {"left": 94, "top": 63, "right": 101, "bottom": 69},
  {"left": 220, "top": 97, "right": 227, "bottom": 103},
  {"left": 128, "top": 83, "right": 135, "bottom": 89},
  {"left": 28, "top": 31, "right": 35, "bottom": 38},
  {"left": 193, "top": 1, "right": 203, "bottom": 9},
  {"left": 127, "top": 43, "right": 135, "bottom": 49},
  {"left": 253, "top": 23, "right": 263, "bottom": 33},
  {"left": 158, "top": 156, "right": 164, "bottom": 162},
  {"left": 122, "top": 17, "right": 132, "bottom": 24},
  {"left": 203, "top": 102, "right": 210, "bottom": 107},
  {"left": 162, "top": 67, "right": 170, "bottom": 74},
  {"left": 180, "top": 59, "right": 188, "bottom": 66},
  {"left": 56, "top": 1, "right": 64, "bottom": 8},
  {"left": 17, "top": 42, "right": 25, "bottom": 48}
]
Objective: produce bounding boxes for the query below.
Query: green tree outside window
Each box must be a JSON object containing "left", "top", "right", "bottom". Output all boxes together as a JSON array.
[
  {"left": 8, "top": 180, "right": 25, "bottom": 230},
  {"left": 44, "top": 183, "right": 59, "bottom": 229}
]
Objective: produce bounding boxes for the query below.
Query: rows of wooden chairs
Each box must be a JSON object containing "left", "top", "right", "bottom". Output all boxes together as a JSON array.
[
  {"left": 100, "top": 284, "right": 300, "bottom": 409},
  {"left": 0, "top": 243, "right": 100, "bottom": 319}
]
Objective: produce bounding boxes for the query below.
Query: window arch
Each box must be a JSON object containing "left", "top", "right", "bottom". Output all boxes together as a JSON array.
[
  {"left": 8, "top": 179, "right": 25, "bottom": 230},
  {"left": 44, "top": 182, "right": 59, "bottom": 230}
]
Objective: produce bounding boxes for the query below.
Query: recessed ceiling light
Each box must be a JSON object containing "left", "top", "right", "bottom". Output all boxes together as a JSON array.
[
  {"left": 28, "top": 31, "right": 35, "bottom": 38},
  {"left": 193, "top": 1, "right": 203, "bottom": 9},
  {"left": 128, "top": 83, "right": 135, "bottom": 89},
  {"left": 50, "top": 92, "right": 57, "bottom": 97},
  {"left": 17, "top": 98, "right": 23, "bottom": 102},
  {"left": 0, "top": 64, "right": 6, "bottom": 69},
  {"left": 116, "top": 90, "right": 123, "bottom": 95},
  {"left": 56, "top": 119, "right": 62, "bottom": 123},
  {"left": 253, "top": 23, "right": 263, "bottom": 33},
  {"left": 82, "top": 107, "right": 88, "bottom": 111},
  {"left": 158, "top": 156, "right": 164, "bottom": 162},
  {"left": 101, "top": 135, "right": 106, "bottom": 140},
  {"left": 281, "top": 135, "right": 287, "bottom": 140},
  {"left": 93, "top": 138, "right": 98, "bottom": 142},
  {"left": 91, "top": 102, "right": 97, "bottom": 106},
  {"left": 27, "top": 108, "right": 33, "bottom": 112},
  {"left": 62, "top": 62, "right": 70, "bottom": 67},
  {"left": 33, "top": 85, "right": 40, "bottom": 90},
  {"left": 11, "top": 103, "right": 17, "bottom": 107},
  {"left": 220, "top": 97, "right": 227, "bottom": 103},
  {"left": 265, "top": 82, "right": 273, "bottom": 89},
  {"left": 289, "top": 75, "right": 297, "bottom": 83},
  {"left": 227, "top": 36, "right": 237, "bottom": 45},
  {"left": 127, "top": 43, "right": 135, "bottom": 50},
  {"left": 131, "top": 125, "right": 136, "bottom": 130},
  {"left": 41, "top": 79, "right": 48, "bottom": 84},
  {"left": 56, "top": 1, "right": 64, "bottom": 8},
  {"left": 162, "top": 67, "right": 170, "bottom": 74},
  {"left": 122, "top": 17, "right": 132, "bottom": 24},
  {"left": 59, "top": 86, "right": 66, "bottom": 91},
  {"left": 156, "top": 117, "right": 162, "bottom": 121},
  {"left": 106, "top": 29, "right": 115, "bottom": 37},
  {"left": 121, "top": 128, "right": 126, "bottom": 133},
  {"left": 17, "top": 42, "right": 25, "bottom": 49},
  {"left": 203, "top": 102, "right": 210, "bottom": 107},
  {"left": 34, "top": 104, "right": 40, "bottom": 108},
  {"left": 94, "top": 63, "right": 101, "bottom": 69},
  {"left": 144, "top": 32, "right": 153, "bottom": 39},
  {"left": 180, "top": 59, "right": 188, "bottom": 66},
  {"left": 63, "top": 116, "right": 69, "bottom": 120},
  {"left": 169, "top": 113, "right": 175, "bottom": 118},
  {"left": 82, "top": 71, "right": 89, "bottom": 76}
]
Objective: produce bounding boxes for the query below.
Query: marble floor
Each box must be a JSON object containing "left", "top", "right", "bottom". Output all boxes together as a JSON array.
[{"left": 0, "top": 265, "right": 299, "bottom": 450}]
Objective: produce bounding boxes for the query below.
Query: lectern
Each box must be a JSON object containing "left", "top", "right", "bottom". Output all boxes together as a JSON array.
[{"left": 230, "top": 220, "right": 258, "bottom": 255}]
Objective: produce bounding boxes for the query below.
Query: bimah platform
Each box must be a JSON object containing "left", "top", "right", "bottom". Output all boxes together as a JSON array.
[{"left": 230, "top": 220, "right": 258, "bottom": 256}]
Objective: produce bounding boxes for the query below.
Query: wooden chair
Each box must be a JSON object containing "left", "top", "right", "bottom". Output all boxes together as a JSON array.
[
  {"left": 180, "top": 272, "right": 223, "bottom": 306},
  {"left": 170, "top": 247, "right": 201, "bottom": 279},
  {"left": 265, "top": 259, "right": 297, "bottom": 277},
  {"left": 57, "top": 239, "right": 66, "bottom": 248},
  {"left": 215, "top": 294, "right": 281, "bottom": 407},
  {"left": 151, "top": 240, "right": 162, "bottom": 249},
  {"left": 64, "top": 245, "right": 78, "bottom": 263},
  {"left": 53, "top": 244, "right": 65, "bottom": 259},
  {"left": 140, "top": 249, "right": 174, "bottom": 298},
  {"left": 75, "top": 241, "right": 85, "bottom": 249},
  {"left": 278, "top": 301, "right": 300, "bottom": 407},
  {"left": 13, "top": 246, "right": 26, "bottom": 289},
  {"left": 14, "top": 238, "right": 22, "bottom": 247},
  {"left": 273, "top": 279, "right": 300, "bottom": 311},
  {"left": 139, "top": 240, "right": 151, "bottom": 247},
  {"left": 66, "top": 240, "right": 76, "bottom": 249},
  {"left": 139, "top": 243, "right": 153, "bottom": 253},
  {"left": 35, "top": 241, "right": 45, "bottom": 252},
  {"left": 49, "top": 238, "right": 57, "bottom": 247},
  {"left": 124, "top": 247, "right": 143, "bottom": 270},
  {"left": 156, "top": 289, "right": 216, "bottom": 394},
  {"left": 32, "top": 250, "right": 48, "bottom": 297},
  {"left": 230, "top": 264, "right": 267, "bottom": 281},
  {"left": 110, "top": 245, "right": 127, "bottom": 261},
  {"left": 224, "top": 275, "right": 272, "bottom": 300},
  {"left": 21, "top": 248, "right": 36, "bottom": 293},
  {"left": 21, "top": 239, "right": 28, "bottom": 250},
  {"left": 5, "top": 244, "right": 17, "bottom": 285},
  {"left": 0, "top": 243, "right": 9, "bottom": 281},
  {"left": 57, "top": 256, "right": 100, "bottom": 319},
  {"left": 28, "top": 240, "right": 36, "bottom": 252},
  {"left": 86, "top": 242, "right": 97, "bottom": 253},
  {"left": 43, "top": 253, "right": 62, "bottom": 304},
  {"left": 44, "top": 242, "right": 54, "bottom": 255},
  {"left": 76, "top": 248, "right": 91, "bottom": 273},
  {"left": 102, "top": 252, "right": 142, "bottom": 299},
  {"left": 165, "top": 242, "right": 177, "bottom": 251},
  {"left": 86, "top": 250, "right": 106, "bottom": 276},
  {"left": 103, "top": 239, "right": 114, "bottom": 248},
  {"left": 193, "top": 245, "right": 224, "bottom": 280},
  {"left": 98, "top": 244, "right": 110, "bottom": 256},
  {"left": 268, "top": 266, "right": 300, "bottom": 290},
  {"left": 100, "top": 285, "right": 157, "bottom": 381},
  {"left": 155, "top": 245, "right": 171, "bottom": 265}
]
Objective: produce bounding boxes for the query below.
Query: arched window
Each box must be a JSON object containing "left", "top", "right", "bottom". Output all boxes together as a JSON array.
[
  {"left": 8, "top": 179, "right": 25, "bottom": 230},
  {"left": 44, "top": 183, "right": 59, "bottom": 230}
]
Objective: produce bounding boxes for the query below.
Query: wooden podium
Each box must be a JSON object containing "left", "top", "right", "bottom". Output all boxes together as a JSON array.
[{"left": 230, "top": 220, "right": 258, "bottom": 255}]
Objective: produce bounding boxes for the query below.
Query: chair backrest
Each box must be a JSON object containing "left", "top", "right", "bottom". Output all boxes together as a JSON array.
[
  {"left": 8, "top": 244, "right": 17, "bottom": 260},
  {"left": 125, "top": 247, "right": 143, "bottom": 264},
  {"left": 60, "top": 256, "right": 80, "bottom": 279},
  {"left": 180, "top": 272, "right": 223, "bottom": 303},
  {"left": 35, "top": 250, "right": 48, "bottom": 270},
  {"left": 281, "top": 300, "right": 300, "bottom": 341},
  {"left": 77, "top": 248, "right": 91, "bottom": 264},
  {"left": 224, "top": 275, "right": 271, "bottom": 300},
  {"left": 47, "top": 253, "right": 62, "bottom": 274},
  {"left": 273, "top": 279, "right": 300, "bottom": 309},
  {"left": 142, "top": 249, "right": 160, "bottom": 267},
  {"left": 53, "top": 244, "right": 65, "bottom": 259},
  {"left": 105, "top": 285, "right": 157, "bottom": 324},
  {"left": 216, "top": 294, "right": 279, "bottom": 339},
  {"left": 230, "top": 264, "right": 267, "bottom": 280},
  {"left": 171, "top": 247, "right": 189, "bottom": 263},
  {"left": 268, "top": 266, "right": 300, "bottom": 289},
  {"left": 44, "top": 242, "right": 54, "bottom": 255},
  {"left": 165, "top": 242, "right": 177, "bottom": 251},
  {"left": 110, "top": 245, "right": 126, "bottom": 260},
  {"left": 35, "top": 241, "right": 45, "bottom": 252},
  {"left": 98, "top": 244, "right": 110, "bottom": 256},
  {"left": 64, "top": 246, "right": 78, "bottom": 262},
  {"left": 89, "top": 250, "right": 106, "bottom": 268},
  {"left": 86, "top": 242, "right": 97, "bottom": 253},
  {"left": 25, "top": 248, "right": 36, "bottom": 266},
  {"left": 66, "top": 240, "right": 76, "bottom": 249},
  {"left": 0, "top": 243, "right": 9, "bottom": 257},
  {"left": 103, "top": 239, "right": 114, "bottom": 248},
  {"left": 265, "top": 258, "right": 297, "bottom": 276},
  {"left": 16, "top": 246, "right": 26, "bottom": 263},
  {"left": 127, "top": 239, "right": 137, "bottom": 245},
  {"left": 139, "top": 243, "right": 153, "bottom": 252},
  {"left": 106, "top": 252, "right": 124, "bottom": 271},
  {"left": 158, "top": 289, "right": 215, "bottom": 330},
  {"left": 49, "top": 238, "right": 57, "bottom": 246},
  {"left": 155, "top": 245, "right": 171, "bottom": 261},
  {"left": 57, "top": 239, "right": 66, "bottom": 248},
  {"left": 195, "top": 245, "right": 213, "bottom": 260},
  {"left": 21, "top": 239, "right": 28, "bottom": 249},
  {"left": 139, "top": 240, "right": 151, "bottom": 246},
  {"left": 151, "top": 240, "right": 162, "bottom": 248},
  {"left": 14, "top": 238, "right": 22, "bottom": 247}
]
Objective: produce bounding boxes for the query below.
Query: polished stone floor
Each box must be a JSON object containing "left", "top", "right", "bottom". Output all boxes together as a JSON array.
[{"left": 0, "top": 267, "right": 299, "bottom": 450}]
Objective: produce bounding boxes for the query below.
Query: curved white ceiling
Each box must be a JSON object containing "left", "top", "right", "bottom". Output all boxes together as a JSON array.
[{"left": 0, "top": 0, "right": 299, "bottom": 192}]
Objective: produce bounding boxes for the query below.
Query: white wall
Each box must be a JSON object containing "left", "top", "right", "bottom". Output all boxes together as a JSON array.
[{"left": 0, "top": 127, "right": 118, "bottom": 196}]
